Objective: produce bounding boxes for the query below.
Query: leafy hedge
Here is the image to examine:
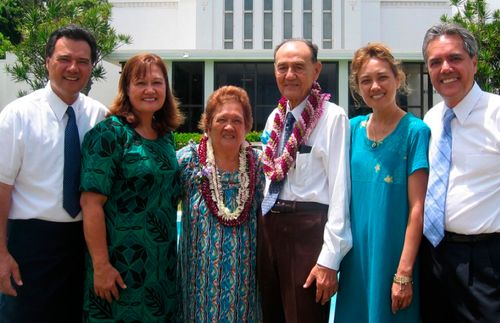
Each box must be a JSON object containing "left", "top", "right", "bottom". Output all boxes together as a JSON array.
[{"left": 174, "top": 131, "right": 262, "bottom": 149}]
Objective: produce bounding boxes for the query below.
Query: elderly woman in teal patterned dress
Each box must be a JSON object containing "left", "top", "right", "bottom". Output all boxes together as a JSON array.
[
  {"left": 80, "top": 53, "right": 184, "bottom": 321},
  {"left": 177, "top": 85, "right": 265, "bottom": 322}
]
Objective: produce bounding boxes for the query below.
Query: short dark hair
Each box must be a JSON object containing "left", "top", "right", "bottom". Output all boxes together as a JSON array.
[
  {"left": 274, "top": 39, "right": 319, "bottom": 63},
  {"left": 422, "top": 23, "right": 478, "bottom": 63},
  {"left": 45, "top": 24, "right": 98, "bottom": 63}
]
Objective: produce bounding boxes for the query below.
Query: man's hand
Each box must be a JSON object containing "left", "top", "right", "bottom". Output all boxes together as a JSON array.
[
  {"left": 303, "top": 264, "right": 338, "bottom": 305},
  {"left": 93, "top": 262, "right": 126, "bottom": 303},
  {"left": 0, "top": 250, "right": 23, "bottom": 296}
]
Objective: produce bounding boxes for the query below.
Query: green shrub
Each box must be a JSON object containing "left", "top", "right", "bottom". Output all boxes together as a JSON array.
[
  {"left": 174, "top": 131, "right": 263, "bottom": 150},
  {"left": 246, "top": 131, "right": 262, "bottom": 143},
  {"left": 174, "top": 132, "right": 202, "bottom": 149}
]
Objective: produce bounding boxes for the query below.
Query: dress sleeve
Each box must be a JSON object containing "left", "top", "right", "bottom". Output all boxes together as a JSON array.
[
  {"left": 80, "top": 118, "right": 124, "bottom": 196},
  {"left": 176, "top": 143, "right": 198, "bottom": 194},
  {"left": 408, "top": 121, "right": 431, "bottom": 175}
]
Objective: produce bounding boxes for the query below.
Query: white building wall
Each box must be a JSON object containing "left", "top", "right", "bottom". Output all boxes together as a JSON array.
[
  {"left": 109, "top": 0, "right": 196, "bottom": 50},
  {"left": 380, "top": 0, "right": 451, "bottom": 51},
  {"left": 342, "top": 0, "right": 363, "bottom": 49},
  {"left": 1, "top": 0, "right": 456, "bottom": 111},
  {"left": 361, "top": 0, "right": 382, "bottom": 45},
  {"left": 0, "top": 54, "right": 30, "bottom": 108}
]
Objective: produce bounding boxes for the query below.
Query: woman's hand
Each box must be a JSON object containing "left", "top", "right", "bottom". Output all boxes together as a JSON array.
[
  {"left": 93, "top": 262, "right": 126, "bottom": 303},
  {"left": 391, "top": 281, "right": 413, "bottom": 314}
]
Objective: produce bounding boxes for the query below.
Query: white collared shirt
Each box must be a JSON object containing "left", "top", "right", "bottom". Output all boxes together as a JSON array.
[
  {"left": 424, "top": 83, "right": 500, "bottom": 234},
  {"left": 0, "top": 83, "right": 107, "bottom": 222},
  {"left": 263, "top": 98, "right": 352, "bottom": 270}
]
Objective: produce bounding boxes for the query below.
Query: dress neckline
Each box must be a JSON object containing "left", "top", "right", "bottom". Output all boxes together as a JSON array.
[{"left": 363, "top": 113, "right": 409, "bottom": 149}]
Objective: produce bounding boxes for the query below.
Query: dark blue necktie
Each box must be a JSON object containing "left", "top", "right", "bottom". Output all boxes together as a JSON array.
[
  {"left": 262, "top": 112, "right": 295, "bottom": 215},
  {"left": 63, "top": 106, "right": 81, "bottom": 217},
  {"left": 424, "top": 108, "right": 455, "bottom": 246}
]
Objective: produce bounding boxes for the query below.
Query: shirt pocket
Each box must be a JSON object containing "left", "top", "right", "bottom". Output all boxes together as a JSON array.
[{"left": 294, "top": 151, "right": 313, "bottom": 188}]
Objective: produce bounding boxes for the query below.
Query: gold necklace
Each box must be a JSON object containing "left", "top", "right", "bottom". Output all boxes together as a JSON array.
[{"left": 367, "top": 108, "right": 402, "bottom": 148}]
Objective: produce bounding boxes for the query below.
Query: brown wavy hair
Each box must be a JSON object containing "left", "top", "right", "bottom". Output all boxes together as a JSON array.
[
  {"left": 198, "top": 85, "right": 253, "bottom": 133},
  {"left": 108, "top": 53, "right": 184, "bottom": 136},
  {"left": 350, "top": 43, "right": 408, "bottom": 99}
]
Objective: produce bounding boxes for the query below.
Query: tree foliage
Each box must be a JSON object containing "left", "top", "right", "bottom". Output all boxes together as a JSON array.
[
  {"left": 441, "top": 0, "right": 500, "bottom": 93},
  {"left": 4, "top": 0, "right": 131, "bottom": 96}
]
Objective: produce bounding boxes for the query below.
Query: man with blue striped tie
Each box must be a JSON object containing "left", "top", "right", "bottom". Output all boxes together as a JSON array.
[{"left": 420, "top": 23, "right": 500, "bottom": 323}]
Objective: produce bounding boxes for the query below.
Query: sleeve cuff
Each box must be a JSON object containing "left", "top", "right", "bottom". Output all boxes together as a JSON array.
[{"left": 317, "top": 247, "right": 342, "bottom": 271}]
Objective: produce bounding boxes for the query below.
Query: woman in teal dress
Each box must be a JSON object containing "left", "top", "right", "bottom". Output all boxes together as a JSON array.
[
  {"left": 80, "top": 53, "right": 184, "bottom": 322},
  {"left": 177, "top": 86, "right": 265, "bottom": 322},
  {"left": 335, "top": 43, "right": 430, "bottom": 323}
]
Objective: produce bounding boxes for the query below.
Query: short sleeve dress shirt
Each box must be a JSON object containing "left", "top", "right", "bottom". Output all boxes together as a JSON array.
[
  {"left": 0, "top": 83, "right": 107, "bottom": 222},
  {"left": 263, "top": 98, "right": 352, "bottom": 270},
  {"left": 424, "top": 83, "right": 500, "bottom": 234}
]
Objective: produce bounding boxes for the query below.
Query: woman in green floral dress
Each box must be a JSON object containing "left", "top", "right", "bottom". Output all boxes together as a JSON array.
[{"left": 80, "top": 53, "right": 184, "bottom": 322}]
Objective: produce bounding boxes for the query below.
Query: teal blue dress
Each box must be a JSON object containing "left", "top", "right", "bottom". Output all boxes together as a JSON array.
[{"left": 334, "top": 113, "right": 430, "bottom": 323}]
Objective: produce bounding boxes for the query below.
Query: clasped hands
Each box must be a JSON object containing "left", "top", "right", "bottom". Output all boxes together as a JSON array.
[{"left": 303, "top": 263, "right": 338, "bottom": 305}]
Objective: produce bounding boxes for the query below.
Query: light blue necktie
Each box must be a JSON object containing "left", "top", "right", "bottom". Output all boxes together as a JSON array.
[
  {"left": 63, "top": 106, "right": 82, "bottom": 217},
  {"left": 424, "top": 108, "right": 455, "bottom": 246},
  {"left": 262, "top": 112, "right": 295, "bottom": 215}
]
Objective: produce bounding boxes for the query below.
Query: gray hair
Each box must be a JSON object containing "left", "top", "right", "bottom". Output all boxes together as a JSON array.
[{"left": 422, "top": 23, "right": 478, "bottom": 63}]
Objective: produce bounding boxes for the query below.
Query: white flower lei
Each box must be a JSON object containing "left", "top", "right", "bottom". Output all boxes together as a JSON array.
[{"left": 206, "top": 138, "right": 250, "bottom": 221}]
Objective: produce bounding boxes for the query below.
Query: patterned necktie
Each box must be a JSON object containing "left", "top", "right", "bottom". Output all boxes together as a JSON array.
[
  {"left": 424, "top": 108, "right": 455, "bottom": 246},
  {"left": 63, "top": 106, "right": 82, "bottom": 217},
  {"left": 262, "top": 112, "right": 295, "bottom": 215}
]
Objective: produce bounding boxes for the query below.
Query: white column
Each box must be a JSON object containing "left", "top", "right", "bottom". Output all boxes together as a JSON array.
[
  {"left": 312, "top": 0, "right": 322, "bottom": 46},
  {"left": 273, "top": 0, "right": 284, "bottom": 46},
  {"left": 234, "top": 0, "right": 244, "bottom": 49},
  {"left": 254, "top": 0, "right": 264, "bottom": 49},
  {"left": 338, "top": 60, "right": 350, "bottom": 114},
  {"left": 293, "top": 0, "right": 302, "bottom": 38},
  {"left": 204, "top": 60, "right": 215, "bottom": 107}
]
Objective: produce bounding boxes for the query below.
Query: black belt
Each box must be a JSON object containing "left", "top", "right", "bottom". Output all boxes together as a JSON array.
[
  {"left": 444, "top": 231, "right": 500, "bottom": 243},
  {"left": 270, "top": 199, "right": 328, "bottom": 214}
]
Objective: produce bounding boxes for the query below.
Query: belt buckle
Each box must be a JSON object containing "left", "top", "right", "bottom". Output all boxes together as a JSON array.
[
  {"left": 277, "top": 200, "right": 295, "bottom": 213},
  {"left": 270, "top": 208, "right": 281, "bottom": 214}
]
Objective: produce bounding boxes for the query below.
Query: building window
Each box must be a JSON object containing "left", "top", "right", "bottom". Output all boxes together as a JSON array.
[
  {"left": 244, "top": 0, "right": 253, "bottom": 49},
  {"left": 215, "top": 62, "right": 279, "bottom": 130},
  {"left": 263, "top": 0, "right": 273, "bottom": 49},
  {"left": 303, "top": 0, "right": 312, "bottom": 41},
  {"left": 323, "top": 0, "right": 333, "bottom": 49},
  {"left": 224, "top": 0, "right": 234, "bottom": 49},
  {"left": 283, "top": 0, "right": 292, "bottom": 39},
  {"left": 172, "top": 62, "right": 205, "bottom": 132},
  {"left": 214, "top": 62, "right": 339, "bottom": 131},
  {"left": 317, "top": 62, "right": 339, "bottom": 105}
]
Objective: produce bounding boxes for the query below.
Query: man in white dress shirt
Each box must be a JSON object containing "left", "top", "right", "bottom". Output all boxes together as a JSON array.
[
  {"left": 0, "top": 25, "right": 107, "bottom": 322},
  {"left": 420, "top": 23, "right": 500, "bottom": 323},
  {"left": 258, "top": 39, "right": 351, "bottom": 323}
]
